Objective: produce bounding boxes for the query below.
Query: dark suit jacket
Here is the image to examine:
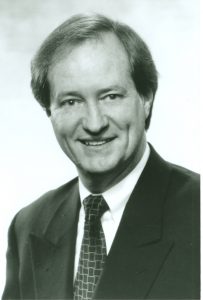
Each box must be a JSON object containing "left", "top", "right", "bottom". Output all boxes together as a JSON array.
[{"left": 2, "top": 146, "right": 200, "bottom": 299}]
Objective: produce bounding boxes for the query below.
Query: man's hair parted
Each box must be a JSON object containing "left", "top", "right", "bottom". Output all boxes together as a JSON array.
[{"left": 31, "top": 13, "right": 158, "bottom": 129}]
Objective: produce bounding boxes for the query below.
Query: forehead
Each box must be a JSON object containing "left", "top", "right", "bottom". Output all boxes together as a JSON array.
[
  {"left": 49, "top": 32, "right": 130, "bottom": 74},
  {"left": 47, "top": 32, "right": 135, "bottom": 100}
]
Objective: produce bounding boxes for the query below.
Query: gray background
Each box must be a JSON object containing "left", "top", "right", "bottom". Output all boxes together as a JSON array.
[{"left": 0, "top": 0, "right": 200, "bottom": 292}]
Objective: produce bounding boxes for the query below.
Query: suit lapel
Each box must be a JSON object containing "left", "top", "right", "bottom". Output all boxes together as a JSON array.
[
  {"left": 27, "top": 147, "right": 174, "bottom": 299},
  {"left": 95, "top": 147, "right": 174, "bottom": 299},
  {"left": 29, "top": 179, "right": 80, "bottom": 299}
]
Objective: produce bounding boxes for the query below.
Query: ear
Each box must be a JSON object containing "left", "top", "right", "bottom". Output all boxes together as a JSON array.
[{"left": 142, "top": 93, "right": 154, "bottom": 120}]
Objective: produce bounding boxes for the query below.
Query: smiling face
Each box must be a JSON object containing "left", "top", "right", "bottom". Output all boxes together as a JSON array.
[{"left": 48, "top": 33, "right": 151, "bottom": 191}]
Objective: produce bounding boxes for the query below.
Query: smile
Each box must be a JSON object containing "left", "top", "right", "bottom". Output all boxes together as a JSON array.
[{"left": 79, "top": 138, "right": 115, "bottom": 146}]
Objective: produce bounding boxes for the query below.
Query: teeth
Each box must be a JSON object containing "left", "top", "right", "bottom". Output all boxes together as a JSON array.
[
  {"left": 82, "top": 139, "right": 112, "bottom": 146},
  {"left": 85, "top": 140, "right": 107, "bottom": 146}
]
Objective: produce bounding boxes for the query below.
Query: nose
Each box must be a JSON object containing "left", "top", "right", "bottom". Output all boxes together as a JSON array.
[{"left": 82, "top": 102, "right": 108, "bottom": 134}]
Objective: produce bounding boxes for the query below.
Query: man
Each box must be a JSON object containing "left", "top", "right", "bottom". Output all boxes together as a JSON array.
[{"left": 2, "top": 14, "right": 200, "bottom": 300}]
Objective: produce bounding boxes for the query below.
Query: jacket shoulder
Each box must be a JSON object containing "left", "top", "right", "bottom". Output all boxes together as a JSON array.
[
  {"left": 148, "top": 145, "right": 200, "bottom": 195},
  {"left": 163, "top": 161, "right": 200, "bottom": 238},
  {"left": 168, "top": 162, "right": 200, "bottom": 194},
  {"left": 14, "top": 177, "right": 78, "bottom": 233}
]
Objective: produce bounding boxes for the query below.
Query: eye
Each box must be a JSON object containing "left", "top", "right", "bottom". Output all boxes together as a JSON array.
[
  {"left": 108, "top": 94, "right": 118, "bottom": 100},
  {"left": 60, "top": 99, "right": 81, "bottom": 106},
  {"left": 105, "top": 94, "right": 121, "bottom": 100}
]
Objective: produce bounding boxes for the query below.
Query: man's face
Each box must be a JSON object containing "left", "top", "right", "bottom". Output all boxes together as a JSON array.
[{"left": 48, "top": 33, "right": 149, "bottom": 182}]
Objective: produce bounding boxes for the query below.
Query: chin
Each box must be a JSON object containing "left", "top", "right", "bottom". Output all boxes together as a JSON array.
[{"left": 80, "top": 160, "right": 120, "bottom": 175}]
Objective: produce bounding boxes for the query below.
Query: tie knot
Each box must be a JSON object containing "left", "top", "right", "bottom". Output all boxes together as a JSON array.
[{"left": 83, "top": 194, "right": 109, "bottom": 222}]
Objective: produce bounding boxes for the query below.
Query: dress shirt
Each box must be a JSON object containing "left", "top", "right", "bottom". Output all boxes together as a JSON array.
[{"left": 74, "top": 143, "right": 150, "bottom": 279}]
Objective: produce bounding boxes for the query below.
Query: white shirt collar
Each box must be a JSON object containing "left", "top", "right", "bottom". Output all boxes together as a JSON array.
[{"left": 79, "top": 143, "right": 150, "bottom": 222}]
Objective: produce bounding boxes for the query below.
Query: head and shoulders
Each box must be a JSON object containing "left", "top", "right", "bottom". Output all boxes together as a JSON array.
[{"left": 15, "top": 14, "right": 199, "bottom": 226}]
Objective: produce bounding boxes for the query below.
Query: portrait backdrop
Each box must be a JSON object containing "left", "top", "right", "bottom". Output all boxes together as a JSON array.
[{"left": 0, "top": 0, "right": 200, "bottom": 292}]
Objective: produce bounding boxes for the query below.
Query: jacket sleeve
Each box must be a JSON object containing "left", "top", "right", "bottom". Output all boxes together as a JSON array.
[{"left": 2, "top": 215, "right": 21, "bottom": 300}]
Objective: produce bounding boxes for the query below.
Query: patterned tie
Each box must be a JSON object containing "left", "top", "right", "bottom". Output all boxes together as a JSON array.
[{"left": 74, "top": 194, "right": 109, "bottom": 300}]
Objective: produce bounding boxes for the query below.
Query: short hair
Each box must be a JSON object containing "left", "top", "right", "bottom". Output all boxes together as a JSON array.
[{"left": 31, "top": 14, "right": 158, "bottom": 129}]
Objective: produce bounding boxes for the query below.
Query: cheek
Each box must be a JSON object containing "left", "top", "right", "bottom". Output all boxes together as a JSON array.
[
  {"left": 117, "top": 106, "right": 146, "bottom": 145},
  {"left": 51, "top": 118, "right": 69, "bottom": 145},
  {"left": 111, "top": 104, "right": 143, "bottom": 130},
  {"left": 51, "top": 109, "right": 83, "bottom": 139},
  {"left": 51, "top": 114, "right": 72, "bottom": 135},
  {"left": 51, "top": 119, "right": 75, "bottom": 159}
]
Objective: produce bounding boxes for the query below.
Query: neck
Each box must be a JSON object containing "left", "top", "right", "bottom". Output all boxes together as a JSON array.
[{"left": 78, "top": 141, "right": 147, "bottom": 194}]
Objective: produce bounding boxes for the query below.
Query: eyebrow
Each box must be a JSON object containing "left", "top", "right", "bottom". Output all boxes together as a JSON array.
[
  {"left": 56, "top": 85, "right": 127, "bottom": 100},
  {"left": 57, "top": 91, "right": 83, "bottom": 100},
  {"left": 97, "top": 85, "right": 127, "bottom": 95}
]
